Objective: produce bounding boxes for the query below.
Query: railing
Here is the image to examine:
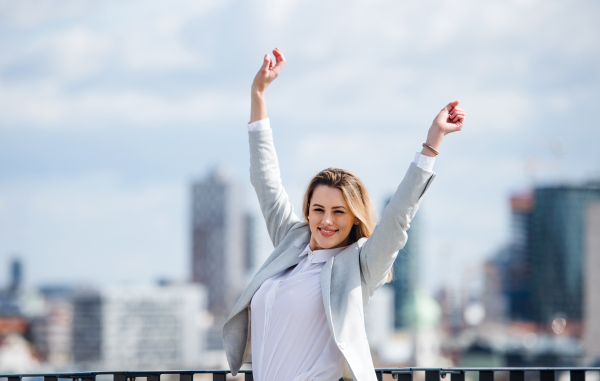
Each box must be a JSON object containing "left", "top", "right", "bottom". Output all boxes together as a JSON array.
[{"left": 1, "top": 368, "right": 599, "bottom": 381}]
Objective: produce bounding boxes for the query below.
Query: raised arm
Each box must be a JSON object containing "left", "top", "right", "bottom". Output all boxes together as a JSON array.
[
  {"left": 360, "top": 101, "right": 466, "bottom": 290},
  {"left": 250, "top": 48, "right": 285, "bottom": 123},
  {"left": 248, "top": 49, "right": 302, "bottom": 247}
]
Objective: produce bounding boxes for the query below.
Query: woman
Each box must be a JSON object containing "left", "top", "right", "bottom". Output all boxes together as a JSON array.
[{"left": 222, "top": 48, "right": 466, "bottom": 381}]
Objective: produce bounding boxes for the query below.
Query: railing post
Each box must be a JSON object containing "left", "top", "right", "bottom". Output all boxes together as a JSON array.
[
  {"left": 45, "top": 376, "right": 58, "bottom": 381},
  {"left": 212, "top": 373, "right": 226, "bottom": 381},
  {"left": 114, "top": 374, "right": 127, "bottom": 381},
  {"left": 180, "top": 374, "right": 192, "bottom": 381},
  {"left": 148, "top": 375, "right": 160, "bottom": 381},
  {"left": 398, "top": 372, "right": 413, "bottom": 381},
  {"left": 245, "top": 372, "right": 254, "bottom": 381},
  {"left": 480, "top": 370, "right": 494, "bottom": 381},
  {"left": 452, "top": 371, "right": 465, "bottom": 381},
  {"left": 541, "top": 371, "right": 555, "bottom": 381},
  {"left": 571, "top": 371, "right": 585, "bottom": 381},
  {"left": 8, "top": 377, "right": 21, "bottom": 381},
  {"left": 510, "top": 370, "right": 524, "bottom": 381},
  {"left": 426, "top": 370, "right": 441, "bottom": 381}
]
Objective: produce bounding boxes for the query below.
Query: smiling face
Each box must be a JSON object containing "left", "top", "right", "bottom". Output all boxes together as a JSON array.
[{"left": 308, "top": 185, "right": 357, "bottom": 251}]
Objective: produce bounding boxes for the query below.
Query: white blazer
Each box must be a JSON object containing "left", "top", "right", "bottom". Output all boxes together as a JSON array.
[{"left": 222, "top": 129, "right": 435, "bottom": 381}]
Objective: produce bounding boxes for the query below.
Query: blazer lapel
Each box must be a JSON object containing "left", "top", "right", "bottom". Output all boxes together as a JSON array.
[
  {"left": 227, "top": 244, "right": 305, "bottom": 320},
  {"left": 319, "top": 242, "right": 360, "bottom": 341},
  {"left": 320, "top": 255, "right": 334, "bottom": 334}
]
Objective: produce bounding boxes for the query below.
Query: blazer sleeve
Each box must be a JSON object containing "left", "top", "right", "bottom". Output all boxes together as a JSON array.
[
  {"left": 249, "top": 129, "right": 302, "bottom": 248},
  {"left": 359, "top": 162, "right": 435, "bottom": 291}
]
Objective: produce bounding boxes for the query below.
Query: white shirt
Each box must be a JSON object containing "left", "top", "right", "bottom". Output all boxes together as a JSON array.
[
  {"left": 247, "top": 118, "right": 435, "bottom": 381},
  {"left": 247, "top": 118, "right": 436, "bottom": 172},
  {"left": 250, "top": 244, "right": 347, "bottom": 381}
]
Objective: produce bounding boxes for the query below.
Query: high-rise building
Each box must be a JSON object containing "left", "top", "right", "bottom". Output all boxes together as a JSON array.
[
  {"left": 529, "top": 185, "right": 600, "bottom": 323},
  {"left": 72, "top": 284, "right": 208, "bottom": 369},
  {"left": 584, "top": 202, "right": 600, "bottom": 361},
  {"left": 191, "top": 168, "right": 246, "bottom": 318},
  {"left": 392, "top": 207, "right": 420, "bottom": 329},
  {"left": 382, "top": 196, "right": 421, "bottom": 329},
  {"left": 9, "top": 258, "right": 22, "bottom": 293},
  {"left": 505, "top": 193, "right": 534, "bottom": 321}
]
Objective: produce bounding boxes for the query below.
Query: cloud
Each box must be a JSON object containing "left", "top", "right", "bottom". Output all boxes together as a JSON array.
[
  {"left": 0, "top": 172, "right": 187, "bottom": 286},
  {"left": 0, "top": 0, "right": 599, "bottom": 290},
  {"left": 0, "top": 82, "right": 247, "bottom": 129}
]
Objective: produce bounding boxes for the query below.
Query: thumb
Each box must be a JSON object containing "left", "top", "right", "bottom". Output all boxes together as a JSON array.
[
  {"left": 261, "top": 54, "right": 271, "bottom": 71},
  {"left": 444, "top": 100, "right": 460, "bottom": 112}
]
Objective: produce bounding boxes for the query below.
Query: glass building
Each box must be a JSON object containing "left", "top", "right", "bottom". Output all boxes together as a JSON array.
[
  {"left": 529, "top": 184, "right": 600, "bottom": 323},
  {"left": 191, "top": 167, "right": 245, "bottom": 318},
  {"left": 385, "top": 197, "right": 421, "bottom": 329},
  {"left": 505, "top": 193, "right": 534, "bottom": 321}
]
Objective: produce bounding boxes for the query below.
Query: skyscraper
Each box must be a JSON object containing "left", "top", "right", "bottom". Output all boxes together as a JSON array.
[
  {"left": 385, "top": 197, "right": 420, "bottom": 329},
  {"left": 191, "top": 168, "right": 246, "bottom": 318},
  {"left": 505, "top": 193, "right": 534, "bottom": 321},
  {"left": 584, "top": 202, "right": 600, "bottom": 361},
  {"left": 528, "top": 184, "right": 600, "bottom": 323}
]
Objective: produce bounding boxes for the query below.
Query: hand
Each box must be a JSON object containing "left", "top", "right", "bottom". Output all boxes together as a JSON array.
[
  {"left": 251, "top": 48, "right": 286, "bottom": 94},
  {"left": 421, "top": 101, "right": 466, "bottom": 157},
  {"left": 431, "top": 100, "right": 466, "bottom": 135}
]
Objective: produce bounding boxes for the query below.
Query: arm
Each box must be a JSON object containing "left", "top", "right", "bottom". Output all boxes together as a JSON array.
[
  {"left": 248, "top": 49, "right": 302, "bottom": 247},
  {"left": 360, "top": 101, "right": 466, "bottom": 290},
  {"left": 250, "top": 48, "right": 284, "bottom": 123}
]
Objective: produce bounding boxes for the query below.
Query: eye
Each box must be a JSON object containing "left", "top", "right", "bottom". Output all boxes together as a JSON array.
[
  {"left": 313, "top": 208, "right": 324, "bottom": 212},
  {"left": 334, "top": 210, "right": 345, "bottom": 214}
]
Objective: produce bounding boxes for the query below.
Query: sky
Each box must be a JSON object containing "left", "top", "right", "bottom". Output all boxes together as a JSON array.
[{"left": 0, "top": 0, "right": 599, "bottom": 292}]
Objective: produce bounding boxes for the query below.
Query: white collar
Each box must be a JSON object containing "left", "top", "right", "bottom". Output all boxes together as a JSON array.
[{"left": 298, "top": 243, "right": 348, "bottom": 264}]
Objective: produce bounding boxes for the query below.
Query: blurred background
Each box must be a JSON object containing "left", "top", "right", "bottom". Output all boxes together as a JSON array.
[{"left": 0, "top": 0, "right": 599, "bottom": 376}]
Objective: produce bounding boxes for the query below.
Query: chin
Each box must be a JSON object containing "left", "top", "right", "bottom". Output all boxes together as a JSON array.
[{"left": 317, "top": 238, "right": 344, "bottom": 250}]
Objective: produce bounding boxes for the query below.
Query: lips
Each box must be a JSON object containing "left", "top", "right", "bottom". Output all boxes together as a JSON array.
[{"left": 318, "top": 227, "right": 338, "bottom": 237}]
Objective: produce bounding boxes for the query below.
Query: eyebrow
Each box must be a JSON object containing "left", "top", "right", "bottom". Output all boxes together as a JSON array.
[{"left": 311, "top": 203, "right": 346, "bottom": 209}]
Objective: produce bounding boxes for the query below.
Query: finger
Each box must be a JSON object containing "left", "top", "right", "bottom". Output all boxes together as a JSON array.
[
  {"left": 449, "top": 108, "right": 466, "bottom": 118},
  {"left": 260, "top": 54, "right": 270, "bottom": 71},
  {"left": 268, "top": 54, "right": 274, "bottom": 70},
  {"left": 273, "top": 47, "right": 286, "bottom": 62},
  {"left": 443, "top": 100, "right": 460, "bottom": 113},
  {"left": 272, "top": 48, "right": 286, "bottom": 73}
]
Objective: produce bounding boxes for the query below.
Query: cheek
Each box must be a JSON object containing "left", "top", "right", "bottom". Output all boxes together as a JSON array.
[
  {"left": 308, "top": 215, "right": 318, "bottom": 230},
  {"left": 339, "top": 216, "right": 354, "bottom": 231}
]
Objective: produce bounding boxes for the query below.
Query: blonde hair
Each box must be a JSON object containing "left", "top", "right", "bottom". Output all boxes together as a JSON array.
[{"left": 302, "top": 167, "right": 392, "bottom": 282}]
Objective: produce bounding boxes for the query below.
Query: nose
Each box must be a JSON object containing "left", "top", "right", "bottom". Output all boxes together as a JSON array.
[{"left": 322, "top": 211, "right": 333, "bottom": 226}]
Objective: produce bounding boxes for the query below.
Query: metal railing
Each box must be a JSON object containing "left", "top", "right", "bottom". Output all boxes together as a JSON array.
[{"left": 1, "top": 368, "right": 599, "bottom": 381}]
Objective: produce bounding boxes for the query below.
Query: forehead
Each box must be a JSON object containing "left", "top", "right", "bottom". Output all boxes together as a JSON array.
[{"left": 311, "top": 185, "right": 347, "bottom": 206}]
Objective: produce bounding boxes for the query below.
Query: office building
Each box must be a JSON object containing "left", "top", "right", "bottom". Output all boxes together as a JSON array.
[
  {"left": 72, "top": 284, "right": 208, "bottom": 369},
  {"left": 529, "top": 184, "right": 600, "bottom": 323},
  {"left": 505, "top": 193, "right": 534, "bottom": 321},
  {"left": 584, "top": 202, "right": 600, "bottom": 361},
  {"left": 191, "top": 168, "right": 246, "bottom": 318},
  {"left": 387, "top": 194, "right": 421, "bottom": 329}
]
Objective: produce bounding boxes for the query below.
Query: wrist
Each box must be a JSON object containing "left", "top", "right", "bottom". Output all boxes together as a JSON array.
[
  {"left": 251, "top": 81, "right": 267, "bottom": 95},
  {"left": 251, "top": 88, "right": 265, "bottom": 97},
  {"left": 425, "top": 125, "right": 445, "bottom": 150}
]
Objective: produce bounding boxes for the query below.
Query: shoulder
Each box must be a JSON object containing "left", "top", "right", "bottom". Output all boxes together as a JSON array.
[{"left": 278, "top": 221, "right": 310, "bottom": 246}]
